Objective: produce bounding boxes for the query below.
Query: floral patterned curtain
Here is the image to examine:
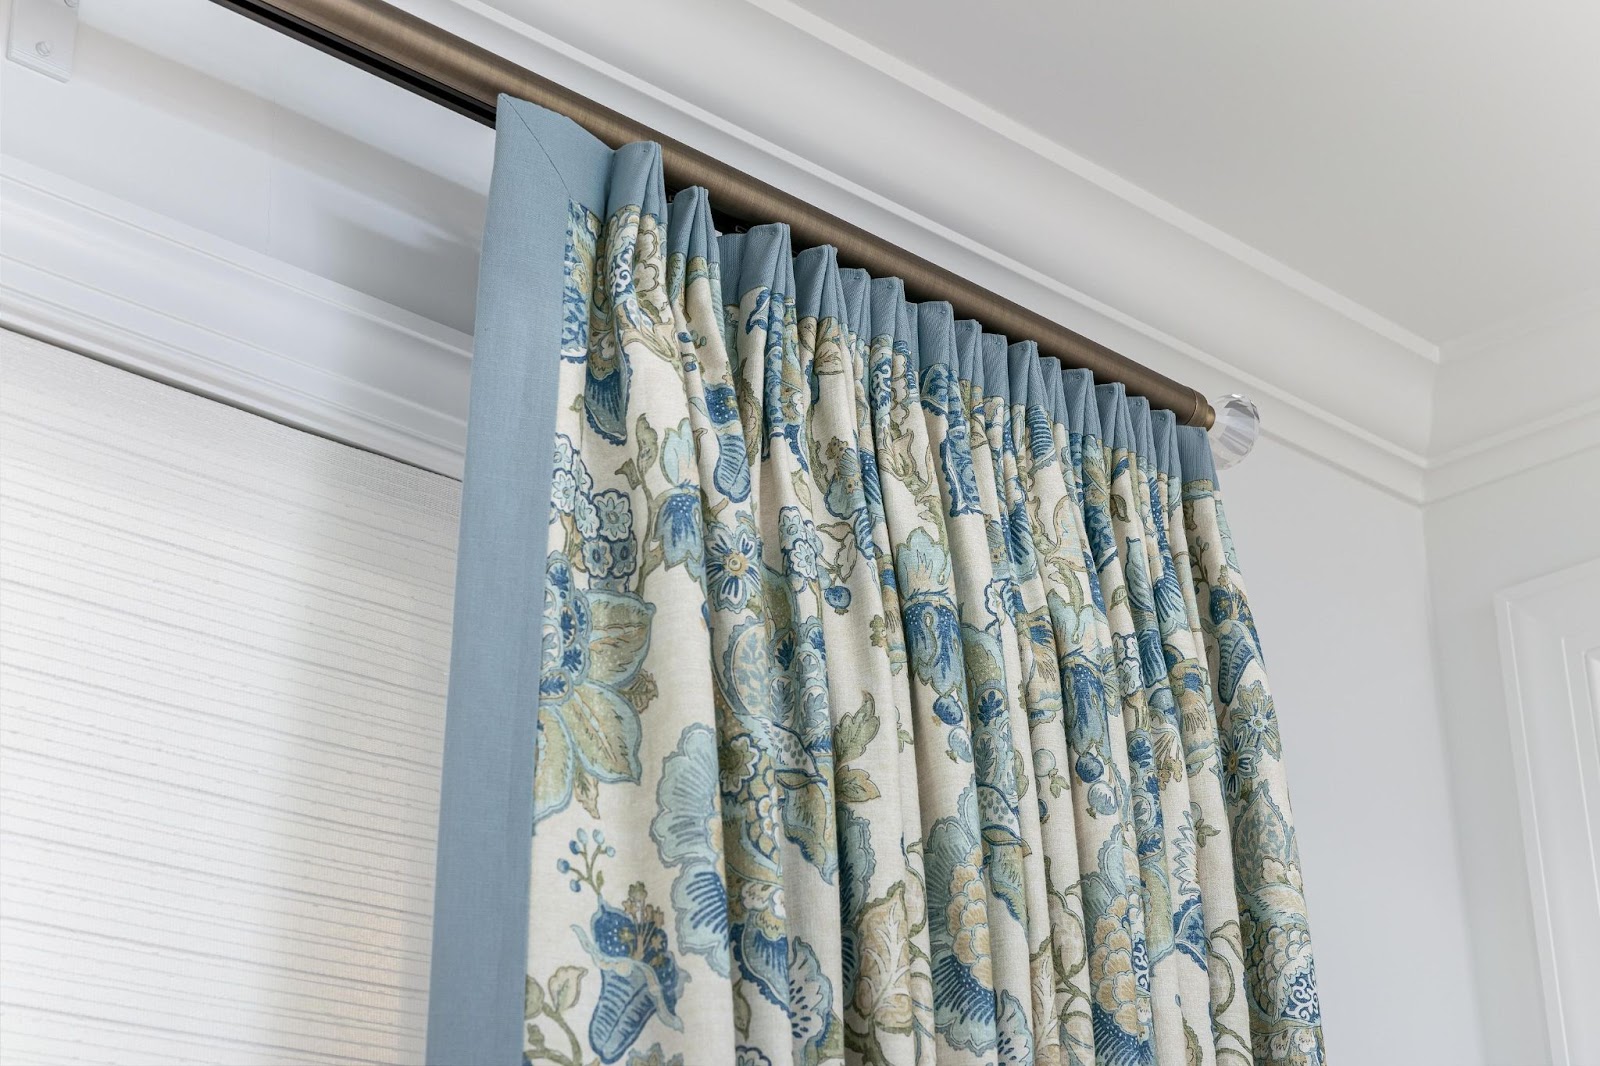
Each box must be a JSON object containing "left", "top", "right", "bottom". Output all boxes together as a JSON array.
[{"left": 430, "top": 98, "right": 1323, "bottom": 1066}]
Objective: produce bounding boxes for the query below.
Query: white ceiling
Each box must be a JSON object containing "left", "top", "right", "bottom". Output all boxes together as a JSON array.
[{"left": 775, "top": 0, "right": 1600, "bottom": 346}]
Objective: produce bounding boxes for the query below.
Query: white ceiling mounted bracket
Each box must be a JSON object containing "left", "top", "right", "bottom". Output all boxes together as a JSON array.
[{"left": 7, "top": 0, "right": 79, "bottom": 81}]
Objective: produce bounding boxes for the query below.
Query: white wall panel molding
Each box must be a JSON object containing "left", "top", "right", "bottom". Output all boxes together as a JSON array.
[
  {"left": 0, "top": 156, "right": 472, "bottom": 479},
  {"left": 1494, "top": 560, "right": 1600, "bottom": 1066}
]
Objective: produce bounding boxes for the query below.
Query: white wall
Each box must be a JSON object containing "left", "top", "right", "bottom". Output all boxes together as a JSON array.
[
  {"left": 1425, "top": 445, "right": 1600, "bottom": 1066},
  {"left": 1219, "top": 439, "right": 1485, "bottom": 1065},
  {"left": 0, "top": 332, "right": 459, "bottom": 1065}
]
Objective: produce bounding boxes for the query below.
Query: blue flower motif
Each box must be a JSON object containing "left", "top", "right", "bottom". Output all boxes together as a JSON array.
[
  {"left": 867, "top": 349, "right": 893, "bottom": 416},
  {"left": 1082, "top": 496, "right": 1116, "bottom": 571},
  {"left": 535, "top": 553, "right": 652, "bottom": 822},
  {"left": 897, "top": 528, "right": 966, "bottom": 710},
  {"left": 652, "top": 419, "right": 704, "bottom": 577},
  {"left": 584, "top": 209, "right": 668, "bottom": 445},
  {"left": 858, "top": 446, "right": 884, "bottom": 511},
  {"left": 1219, "top": 725, "right": 1261, "bottom": 803},
  {"left": 1212, "top": 590, "right": 1261, "bottom": 704},
  {"left": 703, "top": 382, "right": 752, "bottom": 502},
  {"left": 593, "top": 489, "right": 634, "bottom": 542},
  {"left": 706, "top": 382, "right": 739, "bottom": 426},
  {"left": 995, "top": 991, "right": 1034, "bottom": 1065},
  {"left": 652, "top": 724, "right": 730, "bottom": 977},
  {"left": 1003, "top": 499, "right": 1035, "bottom": 579},
  {"left": 1231, "top": 682, "right": 1282, "bottom": 756},
  {"left": 655, "top": 491, "right": 702, "bottom": 574},
  {"left": 583, "top": 535, "right": 639, "bottom": 584},
  {"left": 560, "top": 203, "right": 599, "bottom": 363},
  {"left": 777, "top": 506, "right": 821, "bottom": 589},
  {"left": 920, "top": 364, "right": 983, "bottom": 518},
  {"left": 704, "top": 515, "right": 762, "bottom": 613},
  {"left": 1025, "top": 405, "right": 1055, "bottom": 464},
  {"left": 573, "top": 882, "right": 683, "bottom": 1063},
  {"left": 550, "top": 434, "right": 593, "bottom": 516},
  {"left": 837, "top": 805, "right": 875, "bottom": 930},
  {"left": 939, "top": 431, "right": 984, "bottom": 519},
  {"left": 574, "top": 490, "right": 602, "bottom": 540},
  {"left": 787, "top": 936, "right": 838, "bottom": 1054},
  {"left": 819, "top": 441, "right": 876, "bottom": 553}
]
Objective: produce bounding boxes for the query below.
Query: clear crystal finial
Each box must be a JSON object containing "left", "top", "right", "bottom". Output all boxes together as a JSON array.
[{"left": 1208, "top": 394, "right": 1260, "bottom": 470}]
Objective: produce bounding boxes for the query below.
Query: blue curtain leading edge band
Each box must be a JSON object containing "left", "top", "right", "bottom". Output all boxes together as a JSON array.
[{"left": 426, "top": 98, "right": 614, "bottom": 1066}]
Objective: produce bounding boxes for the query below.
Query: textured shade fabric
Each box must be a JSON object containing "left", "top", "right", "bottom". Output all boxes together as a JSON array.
[{"left": 432, "top": 97, "right": 1323, "bottom": 1066}]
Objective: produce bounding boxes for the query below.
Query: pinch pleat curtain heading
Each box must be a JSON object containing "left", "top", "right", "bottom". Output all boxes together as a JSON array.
[{"left": 428, "top": 97, "right": 1324, "bottom": 1066}]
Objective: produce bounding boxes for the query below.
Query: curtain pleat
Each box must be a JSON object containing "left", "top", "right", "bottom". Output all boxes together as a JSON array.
[{"left": 451, "top": 101, "right": 1323, "bottom": 1066}]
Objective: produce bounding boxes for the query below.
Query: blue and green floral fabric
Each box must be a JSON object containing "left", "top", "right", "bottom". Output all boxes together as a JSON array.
[{"left": 450, "top": 98, "right": 1323, "bottom": 1066}]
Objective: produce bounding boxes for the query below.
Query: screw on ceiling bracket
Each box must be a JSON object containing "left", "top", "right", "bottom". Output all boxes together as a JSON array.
[{"left": 7, "top": 0, "right": 81, "bottom": 82}]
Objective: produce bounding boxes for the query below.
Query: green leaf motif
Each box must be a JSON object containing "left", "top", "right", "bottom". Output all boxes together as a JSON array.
[
  {"left": 1184, "top": 1017, "right": 1203, "bottom": 1066},
  {"left": 565, "top": 686, "right": 641, "bottom": 781},
  {"left": 548, "top": 965, "right": 585, "bottom": 1011},
  {"left": 733, "top": 985, "right": 752, "bottom": 1035},
  {"left": 835, "top": 693, "right": 880, "bottom": 765},
  {"left": 636, "top": 414, "right": 659, "bottom": 472},
  {"left": 574, "top": 770, "right": 599, "bottom": 819},
  {"left": 836, "top": 766, "right": 881, "bottom": 804}
]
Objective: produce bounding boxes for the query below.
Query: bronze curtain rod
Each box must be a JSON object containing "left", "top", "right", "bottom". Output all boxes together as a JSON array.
[{"left": 211, "top": 0, "right": 1215, "bottom": 428}]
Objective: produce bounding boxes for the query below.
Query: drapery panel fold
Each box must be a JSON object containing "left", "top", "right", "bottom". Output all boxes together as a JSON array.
[{"left": 429, "top": 97, "right": 1323, "bottom": 1066}]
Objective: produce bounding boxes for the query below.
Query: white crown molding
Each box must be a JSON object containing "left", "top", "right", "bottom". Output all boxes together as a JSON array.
[
  {"left": 739, "top": 0, "right": 1442, "bottom": 368},
  {"left": 1425, "top": 289, "right": 1600, "bottom": 502},
  {"left": 1425, "top": 397, "right": 1600, "bottom": 504},
  {"left": 0, "top": 156, "right": 471, "bottom": 479},
  {"left": 398, "top": 0, "right": 1441, "bottom": 498}
]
